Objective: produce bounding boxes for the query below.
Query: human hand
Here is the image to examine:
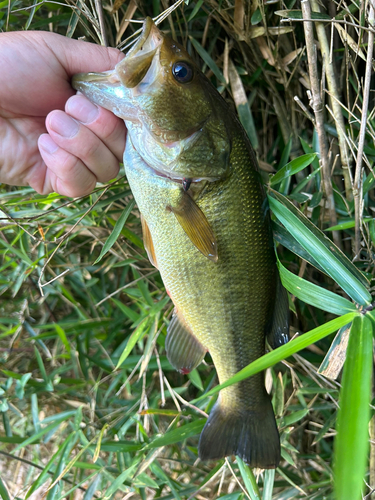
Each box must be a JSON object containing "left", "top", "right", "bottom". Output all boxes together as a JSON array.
[{"left": 0, "top": 31, "right": 126, "bottom": 197}]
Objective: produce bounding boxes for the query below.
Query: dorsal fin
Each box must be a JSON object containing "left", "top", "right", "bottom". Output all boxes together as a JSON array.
[
  {"left": 165, "top": 309, "right": 207, "bottom": 374},
  {"left": 141, "top": 215, "right": 158, "bottom": 268},
  {"left": 168, "top": 192, "right": 218, "bottom": 262}
]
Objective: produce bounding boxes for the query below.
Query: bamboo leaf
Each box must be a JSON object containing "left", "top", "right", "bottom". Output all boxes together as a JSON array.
[
  {"left": 115, "top": 317, "right": 149, "bottom": 369},
  {"left": 187, "top": 0, "right": 203, "bottom": 21},
  {"left": 0, "top": 476, "right": 11, "bottom": 500},
  {"left": 318, "top": 324, "right": 351, "bottom": 379},
  {"left": 94, "top": 199, "right": 135, "bottom": 264},
  {"left": 189, "top": 37, "right": 226, "bottom": 84},
  {"left": 237, "top": 458, "right": 261, "bottom": 500},
  {"left": 334, "top": 315, "right": 373, "bottom": 500},
  {"left": 228, "top": 59, "right": 258, "bottom": 149},
  {"left": 102, "top": 463, "right": 138, "bottom": 499},
  {"left": 268, "top": 193, "right": 371, "bottom": 305},
  {"left": 275, "top": 9, "right": 331, "bottom": 20},
  {"left": 192, "top": 313, "right": 357, "bottom": 403},
  {"left": 277, "top": 260, "right": 356, "bottom": 315},
  {"left": 270, "top": 154, "right": 316, "bottom": 186},
  {"left": 143, "top": 419, "right": 206, "bottom": 450},
  {"left": 325, "top": 217, "right": 373, "bottom": 231},
  {"left": 272, "top": 221, "right": 325, "bottom": 274},
  {"left": 262, "top": 469, "right": 275, "bottom": 500}
]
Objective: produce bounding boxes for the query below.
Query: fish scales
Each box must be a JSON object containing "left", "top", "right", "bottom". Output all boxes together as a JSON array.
[{"left": 72, "top": 17, "right": 289, "bottom": 468}]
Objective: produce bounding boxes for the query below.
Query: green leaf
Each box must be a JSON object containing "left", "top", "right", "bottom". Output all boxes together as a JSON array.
[
  {"left": 189, "top": 37, "right": 226, "bottom": 84},
  {"left": 25, "top": 434, "right": 75, "bottom": 498},
  {"left": 115, "top": 318, "right": 149, "bottom": 369},
  {"left": 275, "top": 9, "right": 331, "bottom": 20},
  {"left": 150, "top": 461, "right": 182, "bottom": 500},
  {"left": 94, "top": 199, "right": 135, "bottom": 264},
  {"left": 191, "top": 312, "right": 358, "bottom": 403},
  {"left": 237, "top": 102, "right": 258, "bottom": 150},
  {"left": 277, "top": 260, "right": 356, "bottom": 315},
  {"left": 262, "top": 469, "right": 275, "bottom": 500},
  {"left": 143, "top": 419, "right": 206, "bottom": 450},
  {"left": 237, "top": 458, "right": 261, "bottom": 500},
  {"left": 318, "top": 324, "right": 351, "bottom": 379},
  {"left": 188, "top": 368, "right": 204, "bottom": 391},
  {"left": 0, "top": 476, "right": 10, "bottom": 500},
  {"left": 278, "top": 408, "right": 309, "bottom": 427},
  {"left": 268, "top": 193, "right": 371, "bottom": 305},
  {"left": 334, "top": 315, "right": 373, "bottom": 500},
  {"left": 188, "top": 0, "right": 204, "bottom": 21},
  {"left": 325, "top": 217, "right": 373, "bottom": 231},
  {"left": 102, "top": 463, "right": 138, "bottom": 499},
  {"left": 270, "top": 154, "right": 316, "bottom": 186},
  {"left": 54, "top": 324, "right": 71, "bottom": 356},
  {"left": 272, "top": 221, "right": 325, "bottom": 274},
  {"left": 82, "top": 474, "right": 102, "bottom": 500}
]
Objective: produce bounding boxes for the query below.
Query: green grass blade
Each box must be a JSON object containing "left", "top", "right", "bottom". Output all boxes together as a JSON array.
[
  {"left": 270, "top": 191, "right": 369, "bottom": 287},
  {"left": 0, "top": 475, "right": 11, "bottom": 500},
  {"left": 272, "top": 221, "right": 325, "bottom": 274},
  {"left": 334, "top": 315, "right": 373, "bottom": 500},
  {"left": 262, "top": 469, "right": 275, "bottom": 500},
  {"left": 102, "top": 463, "right": 138, "bottom": 499},
  {"left": 115, "top": 317, "right": 149, "bottom": 369},
  {"left": 277, "top": 260, "right": 356, "bottom": 315},
  {"left": 237, "top": 458, "right": 261, "bottom": 500},
  {"left": 189, "top": 37, "right": 226, "bottom": 84},
  {"left": 270, "top": 154, "right": 316, "bottom": 186},
  {"left": 82, "top": 473, "right": 102, "bottom": 500},
  {"left": 25, "top": 434, "right": 75, "bottom": 499},
  {"left": 94, "top": 199, "right": 135, "bottom": 264},
  {"left": 143, "top": 418, "right": 206, "bottom": 450},
  {"left": 268, "top": 194, "right": 371, "bottom": 305},
  {"left": 325, "top": 217, "right": 373, "bottom": 232},
  {"left": 187, "top": 0, "right": 204, "bottom": 21},
  {"left": 192, "top": 312, "right": 358, "bottom": 403}
]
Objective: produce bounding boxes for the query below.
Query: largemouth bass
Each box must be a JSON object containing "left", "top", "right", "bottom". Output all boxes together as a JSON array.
[{"left": 73, "top": 18, "right": 289, "bottom": 468}]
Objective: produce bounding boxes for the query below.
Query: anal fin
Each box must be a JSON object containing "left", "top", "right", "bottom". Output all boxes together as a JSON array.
[
  {"left": 168, "top": 192, "right": 218, "bottom": 262},
  {"left": 267, "top": 273, "right": 289, "bottom": 349},
  {"left": 166, "top": 309, "right": 207, "bottom": 374},
  {"left": 141, "top": 215, "right": 158, "bottom": 269}
]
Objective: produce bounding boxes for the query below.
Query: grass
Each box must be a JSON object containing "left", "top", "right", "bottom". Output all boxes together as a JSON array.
[{"left": 0, "top": 0, "right": 374, "bottom": 499}]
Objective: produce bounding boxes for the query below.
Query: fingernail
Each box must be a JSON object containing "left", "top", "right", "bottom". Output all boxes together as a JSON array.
[
  {"left": 49, "top": 112, "right": 80, "bottom": 138},
  {"left": 66, "top": 95, "right": 99, "bottom": 124},
  {"left": 39, "top": 134, "right": 59, "bottom": 154}
]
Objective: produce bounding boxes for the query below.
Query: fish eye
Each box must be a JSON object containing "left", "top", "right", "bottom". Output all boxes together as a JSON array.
[{"left": 172, "top": 61, "right": 193, "bottom": 83}]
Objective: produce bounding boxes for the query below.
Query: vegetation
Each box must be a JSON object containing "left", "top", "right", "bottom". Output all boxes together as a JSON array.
[{"left": 0, "top": 0, "right": 374, "bottom": 499}]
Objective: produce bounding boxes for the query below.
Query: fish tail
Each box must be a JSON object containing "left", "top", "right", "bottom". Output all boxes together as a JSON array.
[{"left": 199, "top": 397, "right": 280, "bottom": 468}]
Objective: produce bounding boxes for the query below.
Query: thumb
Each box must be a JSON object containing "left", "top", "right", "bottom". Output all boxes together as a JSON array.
[{"left": 48, "top": 33, "right": 125, "bottom": 76}]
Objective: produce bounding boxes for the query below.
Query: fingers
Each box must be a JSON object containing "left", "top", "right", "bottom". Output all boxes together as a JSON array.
[
  {"left": 66, "top": 94, "right": 126, "bottom": 162},
  {"left": 38, "top": 95, "right": 126, "bottom": 197}
]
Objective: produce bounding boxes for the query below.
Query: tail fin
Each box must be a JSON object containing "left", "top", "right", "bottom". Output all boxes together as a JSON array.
[{"left": 199, "top": 397, "right": 280, "bottom": 468}]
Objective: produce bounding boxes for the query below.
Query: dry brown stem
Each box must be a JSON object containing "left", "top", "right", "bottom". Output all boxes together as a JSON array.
[
  {"left": 95, "top": 0, "right": 108, "bottom": 46},
  {"left": 354, "top": 1, "right": 375, "bottom": 258},
  {"left": 301, "top": 0, "right": 340, "bottom": 248},
  {"left": 310, "top": 0, "right": 353, "bottom": 202}
]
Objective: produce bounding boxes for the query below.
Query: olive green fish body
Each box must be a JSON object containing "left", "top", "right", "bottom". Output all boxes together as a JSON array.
[{"left": 72, "top": 18, "right": 288, "bottom": 468}]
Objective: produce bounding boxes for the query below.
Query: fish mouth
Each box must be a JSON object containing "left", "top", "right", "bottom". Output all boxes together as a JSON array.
[
  {"left": 71, "top": 17, "right": 163, "bottom": 120},
  {"left": 127, "top": 17, "right": 164, "bottom": 57}
]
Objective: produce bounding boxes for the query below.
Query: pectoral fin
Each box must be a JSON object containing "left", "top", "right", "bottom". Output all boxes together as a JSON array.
[
  {"left": 168, "top": 192, "right": 218, "bottom": 262},
  {"left": 166, "top": 309, "right": 207, "bottom": 374},
  {"left": 267, "top": 274, "right": 290, "bottom": 349},
  {"left": 141, "top": 215, "right": 158, "bottom": 269}
]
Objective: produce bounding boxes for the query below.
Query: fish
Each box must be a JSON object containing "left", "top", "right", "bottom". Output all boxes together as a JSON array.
[{"left": 72, "top": 17, "right": 289, "bottom": 468}]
